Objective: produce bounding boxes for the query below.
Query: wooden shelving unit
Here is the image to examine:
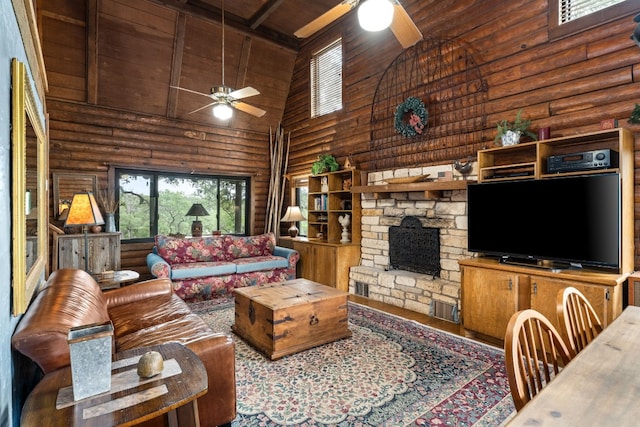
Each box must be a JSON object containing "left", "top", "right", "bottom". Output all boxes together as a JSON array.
[
  {"left": 279, "top": 168, "right": 361, "bottom": 292},
  {"left": 478, "top": 128, "right": 633, "bottom": 182},
  {"left": 308, "top": 169, "right": 360, "bottom": 244}
]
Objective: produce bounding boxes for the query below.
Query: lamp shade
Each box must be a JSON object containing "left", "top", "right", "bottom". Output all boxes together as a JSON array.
[
  {"left": 281, "top": 206, "right": 306, "bottom": 238},
  {"left": 281, "top": 206, "right": 306, "bottom": 222},
  {"left": 358, "top": 0, "right": 394, "bottom": 32},
  {"left": 64, "top": 192, "right": 105, "bottom": 227},
  {"left": 186, "top": 203, "right": 210, "bottom": 218}
]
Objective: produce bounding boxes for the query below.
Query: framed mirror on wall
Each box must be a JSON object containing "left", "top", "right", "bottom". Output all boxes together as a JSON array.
[{"left": 12, "top": 58, "right": 48, "bottom": 316}]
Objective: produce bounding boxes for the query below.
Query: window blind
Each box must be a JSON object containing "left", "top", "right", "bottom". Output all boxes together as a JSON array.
[
  {"left": 310, "top": 38, "right": 343, "bottom": 118},
  {"left": 559, "top": 0, "right": 626, "bottom": 24}
]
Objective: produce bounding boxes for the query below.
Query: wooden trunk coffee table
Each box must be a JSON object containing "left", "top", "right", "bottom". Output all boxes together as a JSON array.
[{"left": 232, "top": 279, "right": 351, "bottom": 360}]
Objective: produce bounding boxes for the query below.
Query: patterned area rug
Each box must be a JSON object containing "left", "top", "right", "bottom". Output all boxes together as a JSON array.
[{"left": 189, "top": 300, "right": 515, "bottom": 426}]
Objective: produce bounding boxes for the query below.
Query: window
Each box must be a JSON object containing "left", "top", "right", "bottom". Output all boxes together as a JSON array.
[
  {"left": 310, "top": 38, "right": 343, "bottom": 118},
  {"left": 550, "top": 0, "right": 636, "bottom": 40},
  {"left": 116, "top": 169, "right": 250, "bottom": 241}
]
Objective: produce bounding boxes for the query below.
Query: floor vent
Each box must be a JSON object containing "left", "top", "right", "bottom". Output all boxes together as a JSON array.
[
  {"left": 430, "top": 300, "right": 459, "bottom": 323},
  {"left": 355, "top": 281, "right": 369, "bottom": 297}
]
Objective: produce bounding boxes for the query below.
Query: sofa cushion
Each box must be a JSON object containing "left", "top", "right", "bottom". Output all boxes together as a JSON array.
[
  {"left": 109, "top": 293, "right": 215, "bottom": 351},
  {"left": 233, "top": 256, "right": 289, "bottom": 273},
  {"left": 226, "top": 233, "right": 275, "bottom": 259},
  {"left": 116, "top": 313, "right": 218, "bottom": 352},
  {"left": 155, "top": 234, "right": 229, "bottom": 264},
  {"left": 170, "top": 261, "right": 236, "bottom": 279},
  {"left": 108, "top": 293, "right": 195, "bottom": 338}
]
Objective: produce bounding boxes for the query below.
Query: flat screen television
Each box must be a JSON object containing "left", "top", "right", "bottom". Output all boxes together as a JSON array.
[{"left": 467, "top": 173, "right": 620, "bottom": 270}]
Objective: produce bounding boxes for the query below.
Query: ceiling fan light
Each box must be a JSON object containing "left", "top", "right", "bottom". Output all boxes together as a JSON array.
[
  {"left": 213, "top": 103, "right": 233, "bottom": 120},
  {"left": 358, "top": 0, "right": 394, "bottom": 32}
]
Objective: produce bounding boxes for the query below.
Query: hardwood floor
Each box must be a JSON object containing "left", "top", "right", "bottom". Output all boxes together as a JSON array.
[{"left": 348, "top": 294, "right": 502, "bottom": 349}]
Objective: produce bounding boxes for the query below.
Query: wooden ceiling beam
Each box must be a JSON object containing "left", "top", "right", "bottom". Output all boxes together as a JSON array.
[
  {"left": 149, "top": 0, "right": 299, "bottom": 51},
  {"left": 249, "top": 0, "right": 285, "bottom": 30}
]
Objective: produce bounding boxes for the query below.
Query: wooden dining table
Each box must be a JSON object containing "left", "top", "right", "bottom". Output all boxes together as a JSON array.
[{"left": 506, "top": 305, "right": 640, "bottom": 426}]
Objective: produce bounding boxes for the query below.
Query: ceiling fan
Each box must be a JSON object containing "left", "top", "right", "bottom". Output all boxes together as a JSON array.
[
  {"left": 294, "top": 0, "right": 423, "bottom": 49},
  {"left": 170, "top": 0, "right": 266, "bottom": 119}
]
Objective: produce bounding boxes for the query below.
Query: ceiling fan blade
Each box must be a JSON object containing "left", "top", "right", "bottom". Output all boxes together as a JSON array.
[
  {"left": 294, "top": 0, "right": 359, "bottom": 38},
  {"left": 170, "top": 85, "right": 213, "bottom": 99},
  {"left": 390, "top": 2, "right": 423, "bottom": 48},
  {"left": 229, "top": 86, "right": 260, "bottom": 100},
  {"left": 187, "top": 101, "right": 217, "bottom": 115},
  {"left": 232, "top": 101, "right": 267, "bottom": 118}
]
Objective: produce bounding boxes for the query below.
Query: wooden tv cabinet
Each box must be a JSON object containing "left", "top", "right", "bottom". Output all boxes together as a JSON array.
[
  {"left": 461, "top": 128, "right": 634, "bottom": 342},
  {"left": 459, "top": 258, "right": 627, "bottom": 342}
]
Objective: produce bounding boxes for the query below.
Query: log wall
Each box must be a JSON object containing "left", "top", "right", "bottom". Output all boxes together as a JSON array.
[
  {"left": 281, "top": 0, "right": 640, "bottom": 269},
  {"left": 47, "top": 98, "right": 272, "bottom": 275}
]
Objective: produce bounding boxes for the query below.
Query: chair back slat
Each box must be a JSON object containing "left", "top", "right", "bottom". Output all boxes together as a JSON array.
[
  {"left": 505, "top": 309, "right": 573, "bottom": 411},
  {"left": 557, "top": 287, "right": 603, "bottom": 357}
]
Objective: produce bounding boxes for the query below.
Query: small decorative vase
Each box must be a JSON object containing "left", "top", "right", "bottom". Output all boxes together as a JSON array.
[
  {"left": 501, "top": 130, "right": 522, "bottom": 146},
  {"left": 105, "top": 213, "right": 116, "bottom": 233}
]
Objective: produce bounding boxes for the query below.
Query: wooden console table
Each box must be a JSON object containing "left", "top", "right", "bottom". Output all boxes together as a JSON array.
[{"left": 21, "top": 342, "right": 207, "bottom": 427}]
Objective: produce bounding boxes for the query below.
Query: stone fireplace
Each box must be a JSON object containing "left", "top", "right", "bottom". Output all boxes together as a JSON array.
[{"left": 349, "top": 164, "right": 475, "bottom": 323}]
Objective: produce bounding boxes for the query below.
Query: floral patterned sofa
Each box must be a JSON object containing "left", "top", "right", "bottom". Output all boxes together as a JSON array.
[{"left": 146, "top": 232, "right": 299, "bottom": 301}]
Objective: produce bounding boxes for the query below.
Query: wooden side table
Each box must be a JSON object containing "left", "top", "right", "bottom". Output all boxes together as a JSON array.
[
  {"left": 94, "top": 270, "right": 140, "bottom": 290},
  {"left": 21, "top": 342, "right": 208, "bottom": 427}
]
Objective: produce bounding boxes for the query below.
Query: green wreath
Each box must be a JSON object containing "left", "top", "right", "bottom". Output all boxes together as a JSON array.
[{"left": 394, "top": 97, "right": 428, "bottom": 137}]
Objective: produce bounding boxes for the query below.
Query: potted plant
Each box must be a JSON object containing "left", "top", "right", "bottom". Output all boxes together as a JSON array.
[
  {"left": 494, "top": 109, "right": 537, "bottom": 146},
  {"left": 311, "top": 154, "right": 340, "bottom": 175},
  {"left": 628, "top": 103, "right": 640, "bottom": 124}
]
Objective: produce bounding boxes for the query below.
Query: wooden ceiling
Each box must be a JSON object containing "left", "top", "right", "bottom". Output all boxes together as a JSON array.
[{"left": 151, "top": 0, "right": 344, "bottom": 50}]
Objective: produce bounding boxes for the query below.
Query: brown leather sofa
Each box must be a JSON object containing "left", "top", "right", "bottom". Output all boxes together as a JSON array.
[{"left": 12, "top": 268, "right": 236, "bottom": 427}]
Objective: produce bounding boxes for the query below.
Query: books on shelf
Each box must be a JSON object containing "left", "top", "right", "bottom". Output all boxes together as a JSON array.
[{"left": 314, "top": 194, "right": 328, "bottom": 211}]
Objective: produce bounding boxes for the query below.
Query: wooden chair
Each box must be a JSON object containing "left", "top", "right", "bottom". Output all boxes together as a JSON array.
[
  {"left": 504, "top": 309, "right": 572, "bottom": 411},
  {"left": 557, "top": 286, "right": 603, "bottom": 357}
]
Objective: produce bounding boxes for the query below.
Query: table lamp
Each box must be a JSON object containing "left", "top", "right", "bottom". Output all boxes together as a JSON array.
[
  {"left": 281, "top": 206, "right": 306, "bottom": 238},
  {"left": 64, "top": 192, "right": 105, "bottom": 273},
  {"left": 186, "top": 203, "right": 209, "bottom": 237}
]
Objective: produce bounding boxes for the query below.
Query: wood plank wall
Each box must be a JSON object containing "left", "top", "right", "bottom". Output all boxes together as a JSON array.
[{"left": 281, "top": 0, "right": 640, "bottom": 268}]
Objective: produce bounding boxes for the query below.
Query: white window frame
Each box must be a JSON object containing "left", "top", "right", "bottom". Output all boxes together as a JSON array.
[
  {"left": 310, "top": 38, "right": 343, "bottom": 118},
  {"left": 550, "top": 0, "right": 637, "bottom": 40}
]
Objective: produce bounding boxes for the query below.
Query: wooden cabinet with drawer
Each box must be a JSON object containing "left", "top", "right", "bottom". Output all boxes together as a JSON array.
[
  {"left": 459, "top": 258, "right": 625, "bottom": 342},
  {"left": 54, "top": 232, "right": 121, "bottom": 274}
]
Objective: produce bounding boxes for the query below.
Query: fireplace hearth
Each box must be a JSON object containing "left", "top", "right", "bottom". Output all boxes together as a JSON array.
[{"left": 389, "top": 216, "right": 440, "bottom": 277}]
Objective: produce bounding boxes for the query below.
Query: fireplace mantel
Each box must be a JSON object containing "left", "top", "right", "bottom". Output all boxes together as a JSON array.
[{"left": 350, "top": 180, "right": 473, "bottom": 198}]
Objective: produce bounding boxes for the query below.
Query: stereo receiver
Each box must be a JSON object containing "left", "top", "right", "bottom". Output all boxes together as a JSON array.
[{"left": 547, "top": 149, "right": 618, "bottom": 173}]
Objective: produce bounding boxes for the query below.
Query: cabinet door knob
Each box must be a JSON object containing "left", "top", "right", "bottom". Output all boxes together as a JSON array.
[
  {"left": 533, "top": 282, "right": 538, "bottom": 295},
  {"left": 508, "top": 279, "right": 512, "bottom": 291}
]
